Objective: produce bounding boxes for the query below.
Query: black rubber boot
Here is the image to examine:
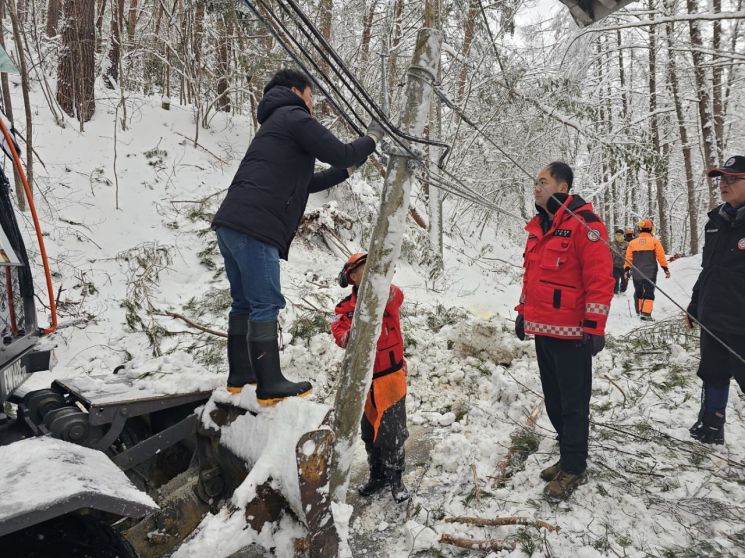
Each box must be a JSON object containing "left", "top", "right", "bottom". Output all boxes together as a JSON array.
[
  {"left": 689, "top": 386, "right": 706, "bottom": 435},
  {"left": 690, "top": 410, "right": 725, "bottom": 445},
  {"left": 227, "top": 314, "right": 256, "bottom": 393},
  {"left": 388, "top": 470, "right": 410, "bottom": 503},
  {"left": 357, "top": 465, "right": 388, "bottom": 497},
  {"left": 249, "top": 320, "right": 312, "bottom": 406}
]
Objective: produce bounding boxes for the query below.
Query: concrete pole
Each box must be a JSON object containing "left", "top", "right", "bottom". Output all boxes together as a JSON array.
[{"left": 330, "top": 26, "right": 442, "bottom": 502}]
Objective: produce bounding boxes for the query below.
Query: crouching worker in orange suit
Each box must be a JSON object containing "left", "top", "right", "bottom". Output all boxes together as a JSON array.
[{"left": 330, "top": 252, "right": 410, "bottom": 503}]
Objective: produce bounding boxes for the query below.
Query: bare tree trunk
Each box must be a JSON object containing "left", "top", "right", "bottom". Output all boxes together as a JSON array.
[
  {"left": 426, "top": 0, "right": 443, "bottom": 259},
  {"left": 457, "top": 0, "right": 478, "bottom": 103},
  {"left": 106, "top": 0, "right": 124, "bottom": 88},
  {"left": 711, "top": 0, "right": 724, "bottom": 160},
  {"left": 664, "top": 2, "right": 698, "bottom": 254},
  {"left": 359, "top": 0, "right": 377, "bottom": 65},
  {"left": 330, "top": 24, "right": 442, "bottom": 503},
  {"left": 647, "top": 3, "right": 669, "bottom": 251},
  {"left": 0, "top": 0, "right": 23, "bottom": 209},
  {"left": 127, "top": 0, "right": 137, "bottom": 42},
  {"left": 6, "top": 0, "right": 33, "bottom": 193},
  {"left": 319, "top": 0, "right": 332, "bottom": 75},
  {"left": 46, "top": 0, "right": 60, "bottom": 37},
  {"left": 216, "top": 12, "right": 231, "bottom": 112},
  {"left": 95, "top": 0, "right": 106, "bottom": 52},
  {"left": 386, "top": 0, "right": 404, "bottom": 102},
  {"left": 686, "top": 0, "right": 718, "bottom": 208},
  {"left": 56, "top": 0, "right": 95, "bottom": 124}
]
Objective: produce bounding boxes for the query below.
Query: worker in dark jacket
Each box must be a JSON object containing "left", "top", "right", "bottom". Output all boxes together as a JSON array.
[
  {"left": 687, "top": 155, "right": 745, "bottom": 445},
  {"left": 515, "top": 162, "right": 613, "bottom": 502},
  {"left": 624, "top": 219, "right": 670, "bottom": 320},
  {"left": 610, "top": 228, "right": 628, "bottom": 294},
  {"left": 212, "top": 69, "right": 381, "bottom": 403},
  {"left": 330, "top": 253, "right": 410, "bottom": 503}
]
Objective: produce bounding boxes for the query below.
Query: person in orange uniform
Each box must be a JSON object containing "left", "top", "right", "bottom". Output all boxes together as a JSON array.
[
  {"left": 623, "top": 219, "right": 670, "bottom": 321},
  {"left": 330, "top": 253, "right": 410, "bottom": 503},
  {"left": 515, "top": 162, "right": 614, "bottom": 502}
]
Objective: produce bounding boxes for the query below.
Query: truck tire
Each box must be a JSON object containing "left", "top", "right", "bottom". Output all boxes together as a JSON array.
[{"left": 0, "top": 512, "right": 138, "bottom": 558}]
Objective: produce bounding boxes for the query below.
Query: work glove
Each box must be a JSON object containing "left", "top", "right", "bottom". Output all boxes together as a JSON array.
[
  {"left": 685, "top": 302, "right": 697, "bottom": 329},
  {"left": 623, "top": 270, "right": 631, "bottom": 282},
  {"left": 340, "top": 332, "right": 349, "bottom": 348},
  {"left": 365, "top": 120, "right": 385, "bottom": 143},
  {"left": 515, "top": 314, "right": 525, "bottom": 341},
  {"left": 583, "top": 333, "right": 605, "bottom": 356},
  {"left": 663, "top": 267, "right": 671, "bottom": 279}
]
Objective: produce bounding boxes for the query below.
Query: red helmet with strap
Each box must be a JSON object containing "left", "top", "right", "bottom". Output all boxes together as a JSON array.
[
  {"left": 338, "top": 252, "right": 367, "bottom": 287},
  {"left": 638, "top": 218, "right": 653, "bottom": 231}
]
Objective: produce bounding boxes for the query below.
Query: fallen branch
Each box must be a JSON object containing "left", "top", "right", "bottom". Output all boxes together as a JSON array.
[
  {"left": 154, "top": 310, "right": 227, "bottom": 338},
  {"left": 491, "top": 400, "right": 543, "bottom": 487},
  {"left": 173, "top": 131, "right": 228, "bottom": 165},
  {"left": 444, "top": 515, "right": 560, "bottom": 533},
  {"left": 439, "top": 534, "right": 516, "bottom": 552}
]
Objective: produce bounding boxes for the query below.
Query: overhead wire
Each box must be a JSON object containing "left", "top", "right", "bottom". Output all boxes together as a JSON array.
[{"left": 240, "top": 0, "right": 745, "bottom": 367}]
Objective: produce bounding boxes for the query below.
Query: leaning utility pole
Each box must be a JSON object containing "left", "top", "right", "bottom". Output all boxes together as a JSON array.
[{"left": 330, "top": 24, "right": 442, "bottom": 502}]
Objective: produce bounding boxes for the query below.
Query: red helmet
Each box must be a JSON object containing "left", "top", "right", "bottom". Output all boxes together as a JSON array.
[
  {"left": 338, "top": 252, "right": 367, "bottom": 288},
  {"left": 638, "top": 218, "right": 653, "bottom": 231}
]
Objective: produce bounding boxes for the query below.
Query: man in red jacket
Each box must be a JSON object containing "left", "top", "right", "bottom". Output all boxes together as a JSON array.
[
  {"left": 515, "top": 162, "right": 614, "bottom": 501},
  {"left": 330, "top": 253, "right": 409, "bottom": 503}
]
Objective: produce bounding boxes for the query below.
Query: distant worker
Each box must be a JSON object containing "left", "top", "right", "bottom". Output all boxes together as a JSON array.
[
  {"left": 212, "top": 69, "right": 383, "bottom": 402},
  {"left": 686, "top": 155, "right": 745, "bottom": 444},
  {"left": 330, "top": 253, "right": 410, "bottom": 503},
  {"left": 610, "top": 228, "right": 628, "bottom": 294},
  {"left": 514, "top": 162, "right": 613, "bottom": 502},
  {"left": 623, "top": 227, "right": 635, "bottom": 243},
  {"left": 624, "top": 219, "right": 670, "bottom": 320}
]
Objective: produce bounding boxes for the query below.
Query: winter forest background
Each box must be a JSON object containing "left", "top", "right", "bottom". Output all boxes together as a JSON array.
[
  {"left": 2, "top": 0, "right": 745, "bottom": 556},
  {"left": 3, "top": 0, "right": 744, "bottom": 254}
]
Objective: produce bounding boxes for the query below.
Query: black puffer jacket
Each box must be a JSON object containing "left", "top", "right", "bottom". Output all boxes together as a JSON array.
[
  {"left": 690, "top": 203, "right": 745, "bottom": 334},
  {"left": 212, "top": 86, "right": 375, "bottom": 259}
]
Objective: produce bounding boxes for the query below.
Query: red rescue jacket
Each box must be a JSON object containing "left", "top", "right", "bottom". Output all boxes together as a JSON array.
[
  {"left": 516, "top": 194, "right": 614, "bottom": 339},
  {"left": 331, "top": 284, "right": 405, "bottom": 376}
]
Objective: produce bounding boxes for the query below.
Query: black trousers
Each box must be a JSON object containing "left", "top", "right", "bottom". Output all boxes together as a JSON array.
[
  {"left": 535, "top": 336, "right": 593, "bottom": 474},
  {"left": 697, "top": 329, "right": 745, "bottom": 391},
  {"left": 360, "top": 397, "right": 408, "bottom": 474},
  {"left": 632, "top": 278, "right": 656, "bottom": 301},
  {"left": 612, "top": 267, "right": 626, "bottom": 293}
]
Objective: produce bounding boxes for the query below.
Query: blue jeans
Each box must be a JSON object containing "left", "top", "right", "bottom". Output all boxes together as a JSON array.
[{"left": 215, "top": 227, "right": 285, "bottom": 322}]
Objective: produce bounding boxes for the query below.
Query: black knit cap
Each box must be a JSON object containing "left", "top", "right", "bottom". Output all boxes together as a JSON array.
[{"left": 707, "top": 155, "right": 745, "bottom": 177}]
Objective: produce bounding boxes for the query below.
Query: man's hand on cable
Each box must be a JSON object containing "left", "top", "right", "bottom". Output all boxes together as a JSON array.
[
  {"left": 583, "top": 333, "right": 605, "bottom": 356},
  {"left": 366, "top": 120, "right": 385, "bottom": 143},
  {"left": 623, "top": 269, "right": 631, "bottom": 282},
  {"left": 664, "top": 267, "right": 671, "bottom": 279},
  {"left": 685, "top": 301, "right": 697, "bottom": 329},
  {"left": 515, "top": 314, "right": 525, "bottom": 341},
  {"left": 340, "top": 332, "right": 349, "bottom": 348}
]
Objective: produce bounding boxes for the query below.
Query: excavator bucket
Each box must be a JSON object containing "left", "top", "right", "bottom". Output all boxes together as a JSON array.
[{"left": 559, "top": 0, "right": 637, "bottom": 27}]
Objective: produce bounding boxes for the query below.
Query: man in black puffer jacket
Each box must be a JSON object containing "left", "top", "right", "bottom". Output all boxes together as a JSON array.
[
  {"left": 212, "top": 69, "right": 382, "bottom": 404},
  {"left": 687, "top": 155, "right": 745, "bottom": 444}
]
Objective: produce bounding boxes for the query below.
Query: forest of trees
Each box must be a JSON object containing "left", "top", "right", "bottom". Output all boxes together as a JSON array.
[{"left": 0, "top": 0, "right": 743, "bottom": 255}]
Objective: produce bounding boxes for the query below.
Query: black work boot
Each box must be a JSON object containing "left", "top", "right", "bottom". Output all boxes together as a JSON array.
[
  {"left": 226, "top": 314, "right": 256, "bottom": 394},
  {"left": 388, "top": 470, "right": 410, "bottom": 503},
  {"left": 358, "top": 465, "right": 388, "bottom": 497},
  {"left": 249, "top": 320, "right": 312, "bottom": 406},
  {"left": 690, "top": 410, "right": 725, "bottom": 445}
]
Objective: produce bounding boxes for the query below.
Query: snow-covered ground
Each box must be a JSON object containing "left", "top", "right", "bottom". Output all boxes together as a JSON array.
[{"left": 9, "top": 84, "right": 745, "bottom": 557}]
